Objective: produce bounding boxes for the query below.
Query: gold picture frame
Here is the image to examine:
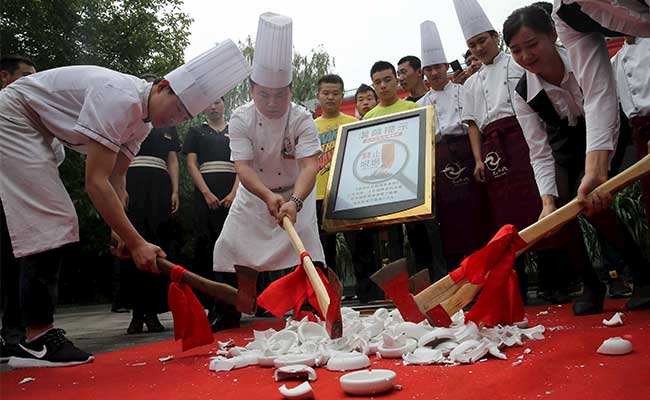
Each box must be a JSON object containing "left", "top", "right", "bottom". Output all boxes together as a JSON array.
[{"left": 322, "top": 106, "right": 435, "bottom": 232}]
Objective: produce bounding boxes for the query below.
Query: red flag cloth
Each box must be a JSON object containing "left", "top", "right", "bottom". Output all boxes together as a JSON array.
[
  {"left": 167, "top": 265, "right": 214, "bottom": 351},
  {"left": 257, "top": 252, "right": 330, "bottom": 322},
  {"left": 448, "top": 224, "right": 527, "bottom": 326}
]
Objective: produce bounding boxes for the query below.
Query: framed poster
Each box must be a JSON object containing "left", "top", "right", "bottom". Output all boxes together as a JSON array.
[{"left": 322, "top": 106, "right": 435, "bottom": 232}]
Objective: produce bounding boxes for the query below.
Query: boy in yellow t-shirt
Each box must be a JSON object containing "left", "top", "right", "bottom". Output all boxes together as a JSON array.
[
  {"left": 363, "top": 61, "right": 418, "bottom": 120},
  {"left": 314, "top": 74, "right": 357, "bottom": 277}
]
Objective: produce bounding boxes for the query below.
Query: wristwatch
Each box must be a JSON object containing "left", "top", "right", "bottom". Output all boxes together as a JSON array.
[{"left": 289, "top": 195, "right": 303, "bottom": 212}]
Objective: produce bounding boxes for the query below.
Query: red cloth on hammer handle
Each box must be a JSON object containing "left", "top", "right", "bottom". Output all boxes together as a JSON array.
[
  {"left": 448, "top": 225, "right": 527, "bottom": 326},
  {"left": 168, "top": 265, "right": 213, "bottom": 351},
  {"left": 257, "top": 251, "right": 330, "bottom": 322}
]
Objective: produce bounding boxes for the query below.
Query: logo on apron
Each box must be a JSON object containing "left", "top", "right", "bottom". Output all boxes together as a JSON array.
[
  {"left": 484, "top": 151, "right": 509, "bottom": 179},
  {"left": 442, "top": 162, "right": 470, "bottom": 186}
]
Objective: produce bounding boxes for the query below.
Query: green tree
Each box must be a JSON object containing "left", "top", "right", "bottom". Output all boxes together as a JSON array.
[{"left": 1, "top": 0, "right": 192, "bottom": 303}]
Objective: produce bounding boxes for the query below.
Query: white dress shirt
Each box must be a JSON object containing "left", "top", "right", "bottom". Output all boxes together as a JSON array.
[
  {"left": 612, "top": 37, "right": 650, "bottom": 119},
  {"left": 513, "top": 48, "right": 610, "bottom": 197},
  {"left": 461, "top": 52, "right": 524, "bottom": 130},
  {"left": 417, "top": 82, "right": 467, "bottom": 139},
  {"left": 10, "top": 65, "right": 153, "bottom": 160},
  {"left": 553, "top": 3, "right": 622, "bottom": 153}
]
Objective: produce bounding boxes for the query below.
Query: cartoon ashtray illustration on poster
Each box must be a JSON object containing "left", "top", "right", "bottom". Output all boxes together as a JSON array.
[{"left": 322, "top": 106, "right": 435, "bottom": 232}]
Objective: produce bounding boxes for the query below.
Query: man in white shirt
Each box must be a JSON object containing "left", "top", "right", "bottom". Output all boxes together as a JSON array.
[
  {"left": 213, "top": 13, "right": 326, "bottom": 277},
  {"left": 0, "top": 42, "right": 250, "bottom": 368}
]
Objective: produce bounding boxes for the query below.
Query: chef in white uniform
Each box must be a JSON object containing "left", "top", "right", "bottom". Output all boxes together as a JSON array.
[
  {"left": 0, "top": 40, "right": 250, "bottom": 368},
  {"left": 213, "top": 12, "right": 325, "bottom": 274},
  {"left": 416, "top": 20, "right": 489, "bottom": 266}
]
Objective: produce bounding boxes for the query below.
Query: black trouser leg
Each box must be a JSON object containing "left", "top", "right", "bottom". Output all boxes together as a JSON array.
[
  {"left": 1, "top": 203, "right": 23, "bottom": 344},
  {"left": 19, "top": 247, "right": 65, "bottom": 327},
  {"left": 344, "top": 229, "right": 382, "bottom": 303}
]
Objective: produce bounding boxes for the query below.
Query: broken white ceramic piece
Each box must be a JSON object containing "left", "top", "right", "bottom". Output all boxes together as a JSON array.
[
  {"left": 434, "top": 340, "right": 459, "bottom": 357},
  {"left": 402, "top": 347, "right": 444, "bottom": 365},
  {"left": 274, "top": 365, "right": 318, "bottom": 382},
  {"left": 597, "top": 337, "right": 633, "bottom": 355},
  {"left": 258, "top": 353, "right": 279, "bottom": 368},
  {"left": 378, "top": 337, "right": 417, "bottom": 358},
  {"left": 520, "top": 325, "right": 545, "bottom": 340},
  {"left": 274, "top": 353, "right": 318, "bottom": 368},
  {"left": 278, "top": 381, "right": 314, "bottom": 400},
  {"left": 209, "top": 356, "right": 235, "bottom": 371},
  {"left": 418, "top": 328, "right": 457, "bottom": 348},
  {"left": 340, "top": 369, "right": 397, "bottom": 396},
  {"left": 394, "top": 322, "right": 432, "bottom": 340},
  {"left": 298, "top": 322, "right": 329, "bottom": 343},
  {"left": 449, "top": 339, "right": 481, "bottom": 364},
  {"left": 326, "top": 352, "right": 371, "bottom": 371},
  {"left": 602, "top": 312, "right": 624, "bottom": 327}
]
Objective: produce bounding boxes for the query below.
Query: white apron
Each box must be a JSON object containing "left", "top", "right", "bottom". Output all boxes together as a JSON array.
[
  {"left": 213, "top": 103, "right": 325, "bottom": 272},
  {"left": 213, "top": 184, "right": 324, "bottom": 272},
  {"left": 0, "top": 89, "right": 78, "bottom": 257}
]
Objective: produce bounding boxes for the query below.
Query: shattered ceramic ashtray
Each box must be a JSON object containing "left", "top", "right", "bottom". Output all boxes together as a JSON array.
[
  {"left": 402, "top": 347, "right": 444, "bottom": 365},
  {"left": 326, "top": 351, "right": 371, "bottom": 371},
  {"left": 597, "top": 337, "right": 633, "bottom": 355},
  {"left": 274, "top": 354, "right": 318, "bottom": 368},
  {"left": 274, "top": 365, "right": 317, "bottom": 382},
  {"left": 298, "top": 322, "right": 329, "bottom": 343},
  {"left": 340, "top": 369, "right": 397, "bottom": 395},
  {"left": 602, "top": 312, "right": 624, "bottom": 327},
  {"left": 278, "top": 381, "right": 314, "bottom": 400}
]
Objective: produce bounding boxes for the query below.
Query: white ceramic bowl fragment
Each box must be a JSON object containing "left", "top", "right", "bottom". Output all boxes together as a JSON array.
[
  {"left": 274, "top": 353, "right": 318, "bottom": 368},
  {"left": 602, "top": 312, "right": 624, "bottom": 327},
  {"left": 298, "top": 322, "right": 329, "bottom": 343},
  {"left": 278, "top": 381, "right": 314, "bottom": 400},
  {"left": 340, "top": 369, "right": 397, "bottom": 396},
  {"left": 597, "top": 337, "right": 633, "bottom": 355},
  {"left": 326, "top": 351, "right": 371, "bottom": 371},
  {"left": 274, "top": 365, "right": 318, "bottom": 382}
]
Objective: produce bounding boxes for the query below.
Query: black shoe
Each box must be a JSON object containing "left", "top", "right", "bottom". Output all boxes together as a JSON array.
[
  {"left": 144, "top": 314, "right": 165, "bottom": 333},
  {"left": 609, "top": 278, "right": 633, "bottom": 299},
  {"left": 0, "top": 336, "right": 20, "bottom": 363},
  {"left": 8, "top": 328, "right": 93, "bottom": 368},
  {"left": 626, "top": 283, "right": 650, "bottom": 310},
  {"left": 127, "top": 317, "right": 144, "bottom": 334},
  {"left": 573, "top": 282, "right": 606, "bottom": 316}
]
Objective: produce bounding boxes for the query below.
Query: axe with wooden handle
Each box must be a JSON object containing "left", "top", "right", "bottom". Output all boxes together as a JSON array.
[
  {"left": 282, "top": 216, "right": 343, "bottom": 339},
  {"left": 372, "top": 153, "right": 650, "bottom": 326},
  {"left": 109, "top": 243, "right": 258, "bottom": 315}
]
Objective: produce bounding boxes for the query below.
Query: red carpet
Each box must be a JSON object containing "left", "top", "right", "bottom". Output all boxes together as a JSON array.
[{"left": 2, "top": 301, "right": 649, "bottom": 400}]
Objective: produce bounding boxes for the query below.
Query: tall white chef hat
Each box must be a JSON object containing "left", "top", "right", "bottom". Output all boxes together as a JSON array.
[
  {"left": 165, "top": 39, "right": 251, "bottom": 117},
  {"left": 251, "top": 12, "right": 293, "bottom": 88},
  {"left": 420, "top": 21, "right": 447, "bottom": 67},
  {"left": 453, "top": 0, "right": 495, "bottom": 41}
]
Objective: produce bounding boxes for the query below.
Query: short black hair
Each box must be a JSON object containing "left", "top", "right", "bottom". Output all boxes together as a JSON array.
[
  {"left": 397, "top": 56, "right": 421, "bottom": 71},
  {"left": 317, "top": 74, "right": 344, "bottom": 92},
  {"left": 464, "top": 49, "right": 473, "bottom": 60},
  {"left": 0, "top": 54, "right": 36, "bottom": 74},
  {"left": 354, "top": 84, "right": 377, "bottom": 102},
  {"left": 503, "top": 5, "right": 554, "bottom": 46},
  {"left": 370, "top": 61, "right": 396, "bottom": 79},
  {"left": 531, "top": 1, "right": 553, "bottom": 16}
]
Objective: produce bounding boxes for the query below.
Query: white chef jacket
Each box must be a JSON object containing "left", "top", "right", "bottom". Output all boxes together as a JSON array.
[
  {"left": 461, "top": 52, "right": 524, "bottom": 130},
  {"left": 612, "top": 37, "right": 650, "bottom": 119},
  {"left": 0, "top": 66, "right": 152, "bottom": 257},
  {"left": 513, "top": 48, "right": 596, "bottom": 197},
  {"left": 555, "top": 0, "right": 650, "bottom": 37},
  {"left": 213, "top": 102, "right": 325, "bottom": 272},
  {"left": 9, "top": 65, "right": 153, "bottom": 159},
  {"left": 417, "top": 82, "right": 467, "bottom": 139}
]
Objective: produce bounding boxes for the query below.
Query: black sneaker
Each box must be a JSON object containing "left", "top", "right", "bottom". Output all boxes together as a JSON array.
[
  {"left": 0, "top": 336, "right": 21, "bottom": 363},
  {"left": 8, "top": 328, "right": 93, "bottom": 368}
]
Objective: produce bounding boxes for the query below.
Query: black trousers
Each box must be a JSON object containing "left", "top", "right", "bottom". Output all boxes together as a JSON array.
[
  {"left": 1, "top": 202, "right": 66, "bottom": 343},
  {"left": 193, "top": 172, "right": 238, "bottom": 320},
  {"left": 404, "top": 220, "right": 448, "bottom": 283}
]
